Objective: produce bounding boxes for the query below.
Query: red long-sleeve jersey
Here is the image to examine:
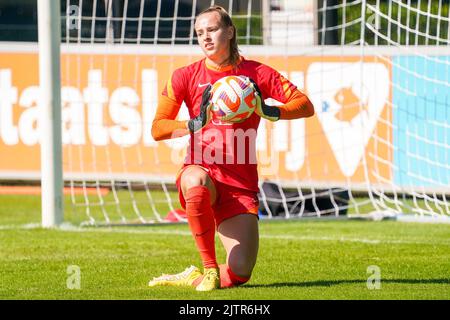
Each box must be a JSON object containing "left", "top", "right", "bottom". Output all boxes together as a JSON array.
[{"left": 152, "top": 57, "right": 314, "bottom": 192}]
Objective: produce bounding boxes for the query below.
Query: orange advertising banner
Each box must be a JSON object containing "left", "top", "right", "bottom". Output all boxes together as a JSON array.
[{"left": 0, "top": 50, "right": 392, "bottom": 186}]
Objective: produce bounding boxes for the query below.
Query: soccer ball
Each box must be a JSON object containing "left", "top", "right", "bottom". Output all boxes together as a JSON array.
[{"left": 210, "top": 75, "right": 257, "bottom": 123}]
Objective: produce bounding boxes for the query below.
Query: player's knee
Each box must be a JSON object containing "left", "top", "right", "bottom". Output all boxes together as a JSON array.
[
  {"left": 228, "top": 259, "right": 254, "bottom": 279},
  {"left": 226, "top": 264, "right": 252, "bottom": 287},
  {"left": 181, "top": 170, "right": 207, "bottom": 190},
  {"left": 183, "top": 175, "right": 205, "bottom": 189}
]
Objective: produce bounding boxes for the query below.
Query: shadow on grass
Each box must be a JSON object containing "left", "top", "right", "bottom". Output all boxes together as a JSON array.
[{"left": 245, "top": 278, "right": 450, "bottom": 288}]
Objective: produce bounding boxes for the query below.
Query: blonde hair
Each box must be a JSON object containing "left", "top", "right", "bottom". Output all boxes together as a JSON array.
[{"left": 196, "top": 6, "right": 240, "bottom": 69}]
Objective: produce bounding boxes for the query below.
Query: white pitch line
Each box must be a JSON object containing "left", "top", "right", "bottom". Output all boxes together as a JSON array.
[{"left": 1, "top": 223, "right": 449, "bottom": 246}]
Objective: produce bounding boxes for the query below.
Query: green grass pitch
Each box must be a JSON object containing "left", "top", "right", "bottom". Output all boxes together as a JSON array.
[{"left": 0, "top": 193, "right": 449, "bottom": 300}]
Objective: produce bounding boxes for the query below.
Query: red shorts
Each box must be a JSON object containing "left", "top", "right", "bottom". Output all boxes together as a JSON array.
[{"left": 176, "top": 165, "right": 259, "bottom": 227}]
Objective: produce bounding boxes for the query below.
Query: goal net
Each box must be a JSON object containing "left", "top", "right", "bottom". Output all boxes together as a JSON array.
[{"left": 50, "top": 0, "right": 449, "bottom": 225}]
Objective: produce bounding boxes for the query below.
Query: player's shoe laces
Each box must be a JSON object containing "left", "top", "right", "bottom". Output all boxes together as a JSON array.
[
  {"left": 196, "top": 267, "right": 220, "bottom": 292},
  {"left": 148, "top": 265, "right": 202, "bottom": 287}
]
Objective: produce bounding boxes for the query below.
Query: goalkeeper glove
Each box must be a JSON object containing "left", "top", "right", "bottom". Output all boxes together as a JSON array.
[
  {"left": 249, "top": 79, "right": 280, "bottom": 122},
  {"left": 187, "top": 84, "right": 213, "bottom": 133}
]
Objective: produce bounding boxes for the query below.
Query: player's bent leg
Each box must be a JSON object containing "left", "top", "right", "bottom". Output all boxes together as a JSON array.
[
  {"left": 148, "top": 265, "right": 203, "bottom": 287},
  {"left": 180, "top": 166, "right": 220, "bottom": 291},
  {"left": 217, "top": 214, "right": 259, "bottom": 288}
]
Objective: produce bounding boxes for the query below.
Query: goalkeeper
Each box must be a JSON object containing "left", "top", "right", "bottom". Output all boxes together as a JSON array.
[{"left": 149, "top": 5, "right": 314, "bottom": 291}]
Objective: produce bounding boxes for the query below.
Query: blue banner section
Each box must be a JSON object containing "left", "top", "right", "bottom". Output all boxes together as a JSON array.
[{"left": 393, "top": 56, "right": 450, "bottom": 188}]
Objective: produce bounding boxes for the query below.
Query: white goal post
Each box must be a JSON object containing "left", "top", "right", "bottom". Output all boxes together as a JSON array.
[
  {"left": 38, "top": 0, "right": 63, "bottom": 227},
  {"left": 9, "top": 0, "right": 447, "bottom": 226}
]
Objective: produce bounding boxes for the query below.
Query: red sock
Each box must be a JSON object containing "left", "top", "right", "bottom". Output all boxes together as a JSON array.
[
  {"left": 192, "top": 264, "right": 251, "bottom": 288},
  {"left": 185, "top": 186, "right": 218, "bottom": 269},
  {"left": 219, "top": 264, "right": 250, "bottom": 288}
]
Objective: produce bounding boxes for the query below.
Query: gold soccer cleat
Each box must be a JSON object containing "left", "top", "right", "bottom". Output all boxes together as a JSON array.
[
  {"left": 195, "top": 267, "right": 220, "bottom": 292},
  {"left": 148, "top": 265, "right": 202, "bottom": 287}
]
